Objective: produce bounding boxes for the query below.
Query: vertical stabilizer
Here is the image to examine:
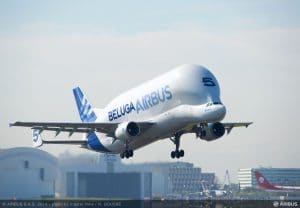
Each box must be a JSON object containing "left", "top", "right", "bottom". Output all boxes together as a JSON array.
[
  {"left": 254, "top": 171, "right": 280, "bottom": 190},
  {"left": 73, "top": 87, "right": 97, "bottom": 122}
]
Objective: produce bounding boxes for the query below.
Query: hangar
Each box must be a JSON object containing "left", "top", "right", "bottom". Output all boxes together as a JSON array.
[{"left": 0, "top": 147, "right": 58, "bottom": 199}]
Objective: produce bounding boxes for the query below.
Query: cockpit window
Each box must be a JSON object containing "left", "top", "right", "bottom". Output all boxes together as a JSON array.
[
  {"left": 213, "top": 102, "right": 222, "bottom": 105},
  {"left": 206, "top": 102, "right": 222, "bottom": 106}
]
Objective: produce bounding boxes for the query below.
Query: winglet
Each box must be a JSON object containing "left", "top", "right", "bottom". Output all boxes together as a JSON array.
[
  {"left": 246, "top": 122, "right": 253, "bottom": 128},
  {"left": 33, "top": 129, "right": 43, "bottom": 148},
  {"left": 226, "top": 126, "right": 233, "bottom": 135}
]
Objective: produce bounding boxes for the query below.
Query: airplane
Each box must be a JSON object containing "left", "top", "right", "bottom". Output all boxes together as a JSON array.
[
  {"left": 200, "top": 180, "right": 229, "bottom": 199},
  {"left": 10, "top": 64, "right": 252, "bottom": 159},
  {"left": 202, "top": 189, "right": 228, "bottom": 199},
  {"left": 254, "top": 171, "right": 300, "bottom": 192}
]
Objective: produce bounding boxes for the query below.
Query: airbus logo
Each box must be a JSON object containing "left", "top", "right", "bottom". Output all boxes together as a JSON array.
[
  {"left": 273, "top": 201, "right": 298, "bottom": 207},
  {"left": 108, "top": 85, "right": 172, "bottom": 121},
  {"left": 273, "top": 201, "right": 279, "bottom": 207}
]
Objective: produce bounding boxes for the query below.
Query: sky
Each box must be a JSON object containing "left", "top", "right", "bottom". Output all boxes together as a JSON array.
[{"left": 0, "top": 0, "right": 300, "bottom": 182}]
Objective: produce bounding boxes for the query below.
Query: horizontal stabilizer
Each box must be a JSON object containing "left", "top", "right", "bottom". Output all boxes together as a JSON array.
[{"left": 43, "top": 140, "right": 87, "bottom": 145}]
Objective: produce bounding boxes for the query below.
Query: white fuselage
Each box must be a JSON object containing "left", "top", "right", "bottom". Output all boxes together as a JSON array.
[{"left": 92, "top": 64, "right": 226, "bottom": 153}]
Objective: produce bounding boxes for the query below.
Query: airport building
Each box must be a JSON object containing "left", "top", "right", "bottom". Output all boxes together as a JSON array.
[
  {"left": 65, "top": 172, "right": 151, "bottom": 199},
  {"left": 237, "top": 168, "right": 252, "bottom": 189},
  {"left": 238, "top": 167, "right": 300, "bottom": 189},
  {"left": 113, "top": 161, "right": 216, "bottom": 196},
  {"left": 0, "top": 147, "right": 59, "bottom": 199},
  {"left": 168, "top": 162, "right": 202, "bottom": 194},
  {"left": 0, "top": 147, "right": 217, "bottom": 199},
  {"left": 59, "top": 152, "right": 152, "bottom": 199},
  {"left": 201, "top": 173, "right": 216, "bottom": 186},
  {"left": 59, "top": 153, "right": 216, "bottom": 198}
]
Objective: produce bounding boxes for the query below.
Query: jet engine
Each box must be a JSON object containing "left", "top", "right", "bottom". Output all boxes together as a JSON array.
[
  {"left": 114, "top": 121, "right": 140, "bottom": 141},
  {"left": 196, "top": 122, "right": 225, "bottom": 141}
]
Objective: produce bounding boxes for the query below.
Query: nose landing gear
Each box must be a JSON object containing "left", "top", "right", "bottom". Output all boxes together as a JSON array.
[{"left": 171, "top": 149, "right": 184, "bottom": 159}]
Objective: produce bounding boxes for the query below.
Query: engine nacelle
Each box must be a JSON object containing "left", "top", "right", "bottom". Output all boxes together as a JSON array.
[
  {"left": 197, "top": 122, "right": 225, "bottom": 141},
  {"left": 114, "top": 121, "right": 140, "bottom": 141}
]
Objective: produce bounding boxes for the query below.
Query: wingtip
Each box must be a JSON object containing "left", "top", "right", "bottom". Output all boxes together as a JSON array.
[
  {"left": 9, "top": 122, "right": 15, "bottom": 128},
  {"left": 247, "top": 122, "right": 254, "bottom": 127}
]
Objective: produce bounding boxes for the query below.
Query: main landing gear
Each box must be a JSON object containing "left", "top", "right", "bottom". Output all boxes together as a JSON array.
[
  {"left": 120, "top": 149, "right": 133, "bottom": 159},
  {"left": 120, "top": 140, "right": 134, "bottom": 159},
  {"left": 170, "top": 132, "right": 184, "bottom": 159}
]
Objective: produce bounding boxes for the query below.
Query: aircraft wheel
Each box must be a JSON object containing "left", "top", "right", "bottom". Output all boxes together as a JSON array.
[
  {"left": 120, "top": 152, "right": 125, "bottom": 159},
  {"left": 180, "top": 150, "right": 184, "bottom": 157},
  {"left": 129, "top": 149, "right": 133, "bottom": 157},
  {"left": 171, "top": 151, "right": 176, "bottom": 158},
  {"left": 125, "top": 151, "right": 130, "bottom": 158},
  {"left": 175, "top": 150, "right": 180, "bottom": 158}
]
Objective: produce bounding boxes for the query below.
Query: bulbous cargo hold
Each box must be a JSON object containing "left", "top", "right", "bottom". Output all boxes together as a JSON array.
[{"left": 105, "top": 64, "right": 223, "bottom": 122}]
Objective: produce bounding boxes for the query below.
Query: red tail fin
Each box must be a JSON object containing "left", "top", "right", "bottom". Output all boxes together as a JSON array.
[{"left": 254, "top": 171, "right": 280, "bottom": 190}]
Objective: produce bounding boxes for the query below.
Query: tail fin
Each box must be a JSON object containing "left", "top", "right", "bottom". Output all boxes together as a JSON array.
[
  {"left": 73, "top": 87, "right": 97, "bottom": 122},
  {"left": 254, "top": 171, "right": 278, "bottom": 190},
  {"left": 33, "top": 129, "right": 43, "bottom": 148}
]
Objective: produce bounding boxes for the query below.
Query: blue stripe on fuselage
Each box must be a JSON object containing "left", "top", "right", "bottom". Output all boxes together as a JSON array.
[{"left": 87, "top": 132, "right": 111, "bottom": 152}]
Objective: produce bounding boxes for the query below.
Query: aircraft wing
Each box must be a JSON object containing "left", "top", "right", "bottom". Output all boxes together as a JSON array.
[
  {"left": 223, "top": 122, "right": 253, "bottom": 134},
  {"left": 183, "top": 122, "right": 253, "bottom": 135},
  {"left": 10, "top": 121, "right": 154, "bottom": 137}
]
